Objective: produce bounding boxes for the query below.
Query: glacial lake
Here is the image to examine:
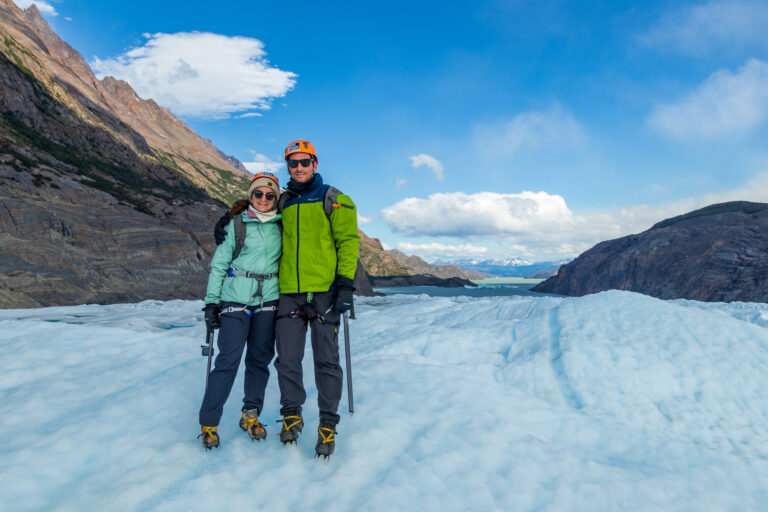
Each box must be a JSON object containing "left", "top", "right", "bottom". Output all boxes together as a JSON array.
[{"left": 374, "top": 278, "right": 558, "bottom": 298}]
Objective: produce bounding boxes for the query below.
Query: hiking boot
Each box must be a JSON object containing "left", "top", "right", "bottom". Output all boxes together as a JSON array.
[
  {"left": 199, "top": 426, "right": 220, "bottom": 450},
  {"left": 277, "top": 408, "right": 303, "bottom": 444},
  {"left": 239, "top": 409, "right": 267, "bottom": 441},
  {"left": 315, "top": 418, "right": 338, "bottom": 459}
]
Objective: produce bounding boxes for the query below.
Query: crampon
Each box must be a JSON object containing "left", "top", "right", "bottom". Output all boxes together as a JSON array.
[
  {"left": 199, "top": 426, "right": 220, "bottom": 450},
  {"left": 277, "top": 414, "right": 304, "bottom": 445},
  {"left": 239, "top": 409, "right": 267, "bottom": 441}
]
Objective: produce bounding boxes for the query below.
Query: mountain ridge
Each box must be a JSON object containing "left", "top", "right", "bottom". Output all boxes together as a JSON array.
[{"left": 534, "top": 201, "right": 768, "bottom": 302}]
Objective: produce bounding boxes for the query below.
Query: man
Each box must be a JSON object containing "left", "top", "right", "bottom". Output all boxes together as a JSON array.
[
  {"left": 215, "top": 139, "right": 359, "bottom": 457},
  {"left": 275, "top": 140, "right": 359, "bottom": 458}
]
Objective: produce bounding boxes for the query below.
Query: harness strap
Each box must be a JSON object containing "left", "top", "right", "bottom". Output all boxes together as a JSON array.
[
  {"left": 226, "top": 269, "right": 278, "bottom": 307},
  {"left": 221, "top": 305, "right": 277, "bottom": 317}
]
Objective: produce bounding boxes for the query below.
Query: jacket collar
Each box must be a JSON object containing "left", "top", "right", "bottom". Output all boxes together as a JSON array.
[{"left": 287, "top": 173, "right": 323, "bottom": 195}]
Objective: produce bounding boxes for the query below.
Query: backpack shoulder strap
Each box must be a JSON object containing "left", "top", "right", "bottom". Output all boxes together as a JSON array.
[
  {"left": 232, "top": 214, "right": 247, "bottom": 260},
  {"left": 277, "top": 191, "right": 290, "bottom": 213},
  {"left": 323, "top": 186, "right": 342, "bottom": 219}
]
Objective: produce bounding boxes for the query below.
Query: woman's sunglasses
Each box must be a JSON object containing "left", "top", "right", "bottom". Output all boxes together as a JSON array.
[
  {"left": 287, "top": 158, "right": 314, "bottom": 169},
  {"left": 252, "top": 191, "right": 276, "bottom": 200}
]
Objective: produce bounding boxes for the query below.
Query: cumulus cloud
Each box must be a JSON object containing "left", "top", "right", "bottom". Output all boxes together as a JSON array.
[
  {"left": 381, "top": 191, "right": 577, "bottom": 238},
  {"left": 379, "top": 172, "right": 768, "bottom": 260},
  {"left": 358, "top": 215, "right": 374, "bottom": 225},
  {"left": 13, "top": 0, "right": 57, "bottom": 16},
  {"left": 91, "top": 32, "right": 296, "bottom": 118},
  {"left": 473, "top": 104, "right": 586, "bottom": 155},
  {"left": 409, "top": 154, "right": 444, "bottom": 181},
  {"left": 243, "top": 153, "right": 283, "bottom": 175},
  {"left": 648, "top": 59, "right": 768, "bottom": 140},
  {"left": 640, "top": 0, "right": 768, "bottom": 54},
  {"left": 397, "top": 242, "right": 489, "bottom": 260}
]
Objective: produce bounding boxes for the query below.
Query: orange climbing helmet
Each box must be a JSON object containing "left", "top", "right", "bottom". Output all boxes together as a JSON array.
[{"left": 284, "top": 140, "right": 317, "bottom": 163}]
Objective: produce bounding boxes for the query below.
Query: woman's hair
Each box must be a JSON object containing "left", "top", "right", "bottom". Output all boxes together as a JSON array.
[{"left": 228, "top": 199, "right": 250, "bottom": 220}]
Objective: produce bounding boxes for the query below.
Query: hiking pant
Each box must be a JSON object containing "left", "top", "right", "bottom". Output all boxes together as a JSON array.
[
  {"left": 275, "top": 292, "right": 342, "bottom": 423},
  {"left": 199, "top": 300, "right": 277, "bottom": 427}
]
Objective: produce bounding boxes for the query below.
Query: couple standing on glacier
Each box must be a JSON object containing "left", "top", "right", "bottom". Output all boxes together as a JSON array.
[{"left": 197, "top": 139, "right": 360, "bottom": 458}]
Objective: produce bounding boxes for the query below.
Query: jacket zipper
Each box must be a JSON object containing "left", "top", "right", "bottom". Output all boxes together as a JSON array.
[{"left": 296, "top": 198, "right": 301, "bottom": 292}]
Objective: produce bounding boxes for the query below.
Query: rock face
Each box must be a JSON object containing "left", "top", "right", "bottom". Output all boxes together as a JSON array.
[
  {"left": 533, "top": 202, "right": 768, "bottom": 303},
  {"left": 1, "top": 0, "right": 251, "bottom": 205},
  {"left": 358, "top": 230, "right": 485, "bottom": 280},
  {"left": 369, "top": 275, "right": 477, "bottom": 288}
]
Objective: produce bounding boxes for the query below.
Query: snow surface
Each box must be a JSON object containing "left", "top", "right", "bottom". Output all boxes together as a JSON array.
[{"left": 1, "top": 290, "right": 768, "bottom": 511}]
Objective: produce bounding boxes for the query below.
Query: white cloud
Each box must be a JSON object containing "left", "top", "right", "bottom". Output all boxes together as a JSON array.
[
  {"left": 648, "top": 59, "right": 768, "bottom": 140},
  {"left": 409, "top": 154, "right": 444, "bottom": 181},
  {"left": 640, "top": 0, "right": 768, "bottom": 54},
  {"left": 473, "top": 104, "right": 586, "bottom": 155},
  {"left": 395, "top": 178, "right": 407, "bottom": 189},
  {"left": 13, "top": 0, "right": 57, "bottom": 16},
  {"left": 397, "top": 242, "right": 489, "bottom": 260},
  {"left": 381, "top": 191, "right": 577, "bottom": 238},
  {"left": 91, "top": 32, "right": 296, "bottom": 118},
  {"left": 379, "top": 172, "right": 768, "bottom": 260},
  {"left": 243, "top": 153, "right": 282, "bottom": 175},
  {"left": 358, "top": 215, "right": 374, "bottom": 225}
]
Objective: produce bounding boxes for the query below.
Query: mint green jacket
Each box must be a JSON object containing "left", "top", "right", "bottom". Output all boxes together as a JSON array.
[{"left": 204, "top": 211, "right": 282, "bottom": 305}]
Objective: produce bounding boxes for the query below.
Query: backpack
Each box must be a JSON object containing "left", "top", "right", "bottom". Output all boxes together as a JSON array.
[{"left": 231, "top": 186, "right": 343, "bottom": 260}]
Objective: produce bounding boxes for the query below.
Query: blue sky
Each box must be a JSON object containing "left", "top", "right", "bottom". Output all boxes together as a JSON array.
[{"left": 20, "top": 0, "right": 768, "bottom": 262}]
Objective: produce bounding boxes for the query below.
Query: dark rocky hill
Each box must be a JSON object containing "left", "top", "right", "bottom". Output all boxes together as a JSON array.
[
  {"left": 358, "top": 230, "right": 485, "bottom": 280},
  {"left": 533, "top": 201, "right": 768, "bottom": 303}
]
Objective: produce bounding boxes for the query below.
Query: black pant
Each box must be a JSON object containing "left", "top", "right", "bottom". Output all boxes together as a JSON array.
[
  {"left": 199, "top": 300, "right": 277, "bottom": 427},
  {"left": 274, "top": 292, "right": 342, "bottom": 423}
]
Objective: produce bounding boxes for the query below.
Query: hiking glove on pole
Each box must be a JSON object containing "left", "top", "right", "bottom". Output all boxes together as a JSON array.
[
  {"left": 334, "top": 275, "right": 355, "bottom": 314},
  {"left": 203, "top": 303, "right": 221, "bottom": 330}
]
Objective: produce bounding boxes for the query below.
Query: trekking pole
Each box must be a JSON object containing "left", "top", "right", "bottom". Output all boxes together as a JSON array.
[
  {"left": 343, "top": 310, "right": 354, "bottom": 415},
  {"left": 202, "top": 327, "right": 216, "bottom": 390}
]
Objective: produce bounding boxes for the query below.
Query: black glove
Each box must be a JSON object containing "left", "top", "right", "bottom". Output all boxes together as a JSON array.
[
  {"left": 213, "top": 213, "right": 230, "bottom": 245},
  {"left": 203, "top": 303, "right": 221, "bottom": 329},
  {"left": 334, "top": 287, "right": 354, "bottom": 313},
  {"left": 333, "top": 275, "right": 355, "bottom": 313}
]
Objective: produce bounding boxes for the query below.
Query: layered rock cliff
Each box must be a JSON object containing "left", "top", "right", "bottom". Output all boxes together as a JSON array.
[{"left": 533, "top": 201, "right": 768, "bottom": 303}]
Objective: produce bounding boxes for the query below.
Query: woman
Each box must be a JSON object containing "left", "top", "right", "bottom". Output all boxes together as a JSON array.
[{"left": 198, "top": 171, "right": 282, "bottom": 449}]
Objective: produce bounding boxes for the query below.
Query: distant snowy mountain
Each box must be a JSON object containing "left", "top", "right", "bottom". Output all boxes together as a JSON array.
[
  {"left": 434, "top": 258, "right": 566, "bottom": 278},
  {"left": 2, "top": 291, "right": 767, "bottom": 510}
]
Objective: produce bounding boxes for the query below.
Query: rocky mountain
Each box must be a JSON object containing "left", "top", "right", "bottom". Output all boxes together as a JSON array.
[
  {"left": 0, "top": 1, "right": 379, "bottom": 308},
  {"left": 358, "top": 230, "right": 485, "bottom": 280},
  {"left": 533, "top": 201, "right": 768, "bottom": 303},
  {"left": 1, "top": 0, "right": 251, "bottom": 205}
]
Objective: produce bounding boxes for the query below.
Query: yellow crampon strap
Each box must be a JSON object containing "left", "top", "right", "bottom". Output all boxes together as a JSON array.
[
  {"left": 318, "top": 427, "right": 335, "bottom": 445},
  {"left": 242, "top": 416, "right": 260, "bottom": 428},
  {"left": 278, "top": 415, "right": 303, "bottom": 434},
  {"left": 201, "top": 426, "right": 218, "bottom": 441}
]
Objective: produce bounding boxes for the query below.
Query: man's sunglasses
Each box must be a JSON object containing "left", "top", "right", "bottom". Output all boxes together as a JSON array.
[
  {"left": 252, "top": 191, "right": 276, "bottom": 200},
  {"left": 287, "top": 158, "right": 314, "bottom": 169}
]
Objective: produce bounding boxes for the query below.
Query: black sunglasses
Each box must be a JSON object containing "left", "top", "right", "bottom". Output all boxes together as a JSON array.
[
  {"left": 287, "top": 158, "right": 314, "bottom": 169},
  {"left": 252, "top": 191, "right": 276, "bottom": 200}
]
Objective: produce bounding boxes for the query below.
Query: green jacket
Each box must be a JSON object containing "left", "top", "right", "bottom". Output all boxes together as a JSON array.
[
  {"left": 204, "top": 210, "right": 282, "bottom": 305},
  {"left": 279, "top": 174, "right": 360, "bottom": 293}
]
